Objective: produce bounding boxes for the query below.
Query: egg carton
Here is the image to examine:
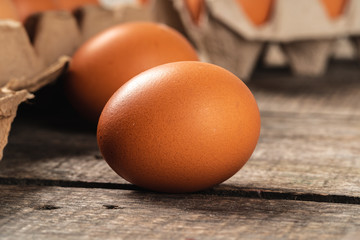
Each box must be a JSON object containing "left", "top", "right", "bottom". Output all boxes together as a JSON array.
[
  {"left": 21, "top": 3, "right": 152, "bottom": 68},
  {"left": 263, "top": 38, "right": 358, "bottom": 68},
  {"left": 0, "top": 19, "right": 70, "bottom": 95},
  {"left": 0, "top": 89, "right": 32, "bottom": 161},
  {"left": 171, "top": 0, "right": 360, "bottom": 80},
  {"left": 0, "top": 2, "right": 158, "bottom": 160},
  {"left": 0, "top": 1, "right": 174, "bottom": 85},
  {"left": 0, "top": 20, "right": 70, "bottom": 160}
]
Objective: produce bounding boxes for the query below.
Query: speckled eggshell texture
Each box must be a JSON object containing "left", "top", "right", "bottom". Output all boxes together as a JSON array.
[{"left": 97, "top": 61, "right": 261, "bottom": 193}]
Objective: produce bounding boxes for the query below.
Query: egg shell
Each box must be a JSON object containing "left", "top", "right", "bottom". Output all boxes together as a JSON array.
[
  {"left": 97, "top": 61, "right": 261, "bottom": 193},
  {"left": 53, "top": 0, "right": 99, "bottom": 11},
  {"left": 236, "top": 0, "right": 274, "bottom": 26},
  {"left": 0, "top": 0, "right": 19, "bottom": 20},
  {"left": 184, "top": 0, "right": 205, "bottom": 25},
  {"left": 66, "top": 22, "right": 198, "bottom": 122},
  {"left": 137, "top": 0, "right": 149, "bottom": 5},
  {"left": 320, "top": 0, "right": 347, "bottom": 19},
  {"left": 12, "top": 0, "right": 57, "bottom": 22}
]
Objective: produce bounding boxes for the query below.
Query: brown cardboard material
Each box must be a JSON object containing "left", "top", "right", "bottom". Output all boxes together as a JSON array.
[
  {"left": 5, "top": 56, "right": 70, "bottom": 92},
  {"left": 172, "top": 0, "right": 360, "bottom": 78},
  {"left": 173, "top": 0, "right": 263, "bottom": 80},
  {"left": 332, "top": 38, "right": 357, "bottom": 60},
  {"left": 264, "top": 38, "right": 357, "bottom": 68},
  {"left": 0, "top": 2, "right": 153, "bottom": 160},
  {"left": 0, "top": 19, "right": 69, "bottom": 161},
  {"left": 0, "top": 19, "right": 70, "bottom": 90},
  {"left": 0, "top": 89, "right": 32, "bottom": 160},
  {"left": 28, "top": 11, "right": 81, "bottom": 66},
  {"left": 149, "top": 0, "right": 186, "bottom": 36},
  {"left": 207, "top": 0, "right": 360, "bottom": 41},
  {"left": 0, "top": 20, "right": 44, "bottom": 87},
  {"left": 263, "top": 44, "right": 288, "bottom": 67},
  {"left": 18, "top": 3, "right": 151, "bottom": 68},
  {"left": 282, "top": 40, "right": 333, "bottom": 77},
  {"left": 202, "top": 19, "right": 263, "bottom": 81},
  {"left": 0, "top": 1, "right": 158, "bottom": 160},
  {"left": 78, "top": 4, "right": 152, "bottom": 42},
  {"left": 0, "top": 56, "right": 69, "bottom": 161}
]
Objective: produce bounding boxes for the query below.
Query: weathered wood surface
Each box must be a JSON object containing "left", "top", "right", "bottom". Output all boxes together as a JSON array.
[
  {"left": 1, "top": 107, "right": 359, "bottom": 198},
  {"left": 0, "top": 61, "right": 359, "bottom": 239},
  {"left": 1, "top": 185, "right": 360, "bottom": 240},
  {"left": 251, "top": 61, "right": 360, "bottom": 116}
]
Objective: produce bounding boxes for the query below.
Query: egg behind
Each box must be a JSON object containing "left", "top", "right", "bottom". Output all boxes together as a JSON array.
[
  {"left": 66, "top": 22, "right": 198, "bottom": 122},
  {"left": 12, "top": 0, "right": 57, "bottom": 22},
  {"left": 0, "top": 0, "right": 19, "bottom": 20},
  {"left": 53, "top": 0, "right": 99, "bottom": 11},
  {"left": 236, "top": 0, "right": 273, "bottom": 26},
  {"left": 97, "top": 61, "right": 261, "bottom": 193},
  {"left": 320, "top": 0, "right": 347, "bottom": 19}
]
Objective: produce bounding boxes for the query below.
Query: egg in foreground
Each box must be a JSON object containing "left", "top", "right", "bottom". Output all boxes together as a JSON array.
[{"left": 97, "top": 61, "right": 261, "bottom": 193}]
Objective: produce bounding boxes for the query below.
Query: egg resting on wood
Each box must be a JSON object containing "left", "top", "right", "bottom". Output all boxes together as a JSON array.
[{"left": 97, "top": 61, "right": 261, "bottom": 193}]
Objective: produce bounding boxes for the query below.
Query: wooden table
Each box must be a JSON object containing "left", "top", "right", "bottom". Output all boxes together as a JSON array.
[{"left": 1, "top": 61, "right": 359, "bottom": 239}]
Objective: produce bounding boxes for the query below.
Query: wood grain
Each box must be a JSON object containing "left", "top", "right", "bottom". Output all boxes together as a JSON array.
[
  {"left": 1, "top": 185, "right": 360, "bottom": 240},
  {"left": 1, "top": 104, "right": 359, "bottom": 199},
  {"left": 250, "top": 61, "right": 360, "bottom": 116}
]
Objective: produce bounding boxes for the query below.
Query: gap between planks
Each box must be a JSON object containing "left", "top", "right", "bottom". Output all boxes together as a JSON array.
[
  {"left": 2, "top": 185, "right": 360, "bottom": 240},
  {"left": 1, "top": 177, "right": 359, "bottom": 205}
]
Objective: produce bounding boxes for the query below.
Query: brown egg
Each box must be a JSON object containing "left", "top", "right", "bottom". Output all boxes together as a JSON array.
[
  {"left": 0, "top": 0, "right": 19, "bottom": 20},
  {"left": 320, "top": 0, "right": 347, "bottom": 19},
  {"left": 236, "top": 0, "right": 273, "bottom": 26},
  {"left": 97, "top": 61, "right": 261, "bottom": 193},
  {"left": 66, "top": 22, "right": 198, "bottom": 122},
  {"left": 12, "top": 0, "right": 57, "bottom": 22},
  {"left": 53, "top": 0, "right": 98, "bottom": 11},
  {"left": 137, "top": 0, "right": 149, "bottom": 5},
  {"left": 184, "top": 0, "right": 205, "bottom": 25}
]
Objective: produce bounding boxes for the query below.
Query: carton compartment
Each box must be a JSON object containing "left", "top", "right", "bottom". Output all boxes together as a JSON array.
[
  {"left": 173, "top": 0, "right": 360, "bottom": 80},
  {"left": 0, "top": 2, "right": 154, "bottom": 161}
]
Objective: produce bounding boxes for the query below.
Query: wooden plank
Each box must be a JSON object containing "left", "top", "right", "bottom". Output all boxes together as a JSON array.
[
  {"left": 0, "top": 185, "right": 360, "bottom": 240},
  {"left": 1, "top": 108, "right": 359, "bottom": 198},
  {"left": 232, "top": 111, "right": 360, "bottom": 197},
  {"left": 250, "top": 60, "right": 360, "bottom": 116}
]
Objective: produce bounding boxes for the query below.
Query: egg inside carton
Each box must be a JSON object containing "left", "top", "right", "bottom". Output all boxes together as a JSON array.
[
  {"left": 172, "top": 0, "right": 360, "bottom": 81},
  {"left": 0, "top": 0, "right": 155, "bottom": 160}
]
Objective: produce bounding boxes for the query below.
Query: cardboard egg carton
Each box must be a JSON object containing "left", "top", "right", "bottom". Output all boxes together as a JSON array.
[
  {"left": 172, "top": 0, "right": 360, "bottom": 80},
  {"left": 2, "top": 2, "right": 152, "bottom": 84},
  {"left": 0, "top": 2, "right": 155, "bottom": 160},
  {"left": 23, "top": 3, "right": 152, "bottom": 67},
  {"left": 263, "top": 38, "right": 358, "bottom": 68},
  {"left": 0, "top": 20, "right": 69, "bottom": 160}
]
